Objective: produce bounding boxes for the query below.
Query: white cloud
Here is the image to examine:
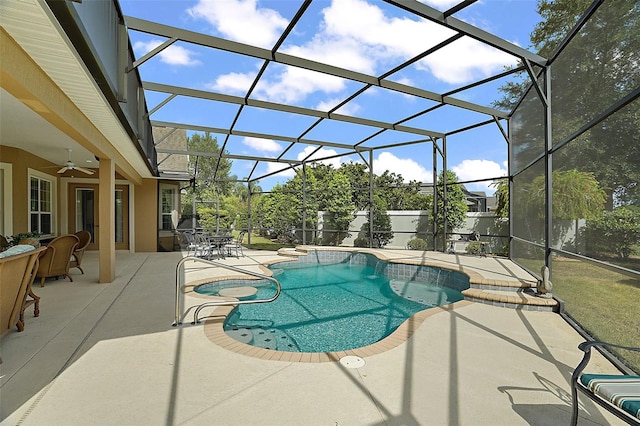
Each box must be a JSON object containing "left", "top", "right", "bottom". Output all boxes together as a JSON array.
[
  {"left": 284, "top": 0, "right": 452, "bottom": 73},
  {"left": 190, "top": 0, "right": 520, "bottom": 103},
  {"left": 316, "top": 98, "right": 361, "bottom": 116},
  {"left": 205, "top": 72, "right": 256, "bottom": 94},
  {"left": 394, "top": 77, "right": 414, "bottom": 86},
  {"left": 297, "top": 146, "right": 342, "bottom": 169},
  {"left": 133, "top": 40, "right": 200, "bottom": 66},
  {"left": 287, "top": 0, "right": 516, "bottom": 88},
  {"left": 255, "top": 66, "right": 347, "bottom": 104},
  {"left": 283, "top": 35, "right": 376, "bottom": 74},
  {"left": 418, "top": 38, "right": 519, "bottom": 84},
  {"left": 373, "top": 152, "right": 432, "bottom": 182},
  {"left": 209, "top": 66, "right": 347, "bottom": 103},
  {"left": 418, "top": 0, "right": 462, "bottom": 10},
  {"left": 452, "top": 159, "right": 507, "bottom": 181},
  {"left": 242, "top": 137, "right": 281, "bottom": 153},
  {"left": 452, "top": 159, "right": 507, "bottom": 194},
  {"left": 266, "top": 162, "right": 296, "bottom": 178},
  {"left": 187, "top": 0, "right": 288, "bottom": 48}
]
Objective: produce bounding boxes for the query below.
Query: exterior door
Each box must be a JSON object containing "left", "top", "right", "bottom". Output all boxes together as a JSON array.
[{"left": 69, "top": 184, "right": 129, "bottom": 250}]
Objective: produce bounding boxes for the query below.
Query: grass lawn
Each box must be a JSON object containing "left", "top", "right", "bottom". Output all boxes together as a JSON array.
[
  {"left": 241, "top": 232, "right": 295, "bottom": 251},
  {"left": 551, "top": 256, "right": 640, "bottom": 373}
]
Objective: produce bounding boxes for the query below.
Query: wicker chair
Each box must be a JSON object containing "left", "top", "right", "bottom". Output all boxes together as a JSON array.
[
  {"left": 35, "top": 234, "right": 79, "bottom": 287},
  {"left": 69, "top": 230, "right": 91, "bottom": 274},
  {"left": 0, "top": 246, "right": 46, "bottom": 336}
]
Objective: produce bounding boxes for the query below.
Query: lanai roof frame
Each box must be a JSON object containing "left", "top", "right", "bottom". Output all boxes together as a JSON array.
[{"left": 124, "top": 0, "right": 544, "bottom": 186}]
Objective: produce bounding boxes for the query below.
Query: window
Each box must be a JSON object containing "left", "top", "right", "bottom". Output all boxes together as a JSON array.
[
  {"left": 29, "top": 172, "right": 55, "bottom": 235},
  {"left": 161, "top": 186, "right": 176, "bottom": 231}
]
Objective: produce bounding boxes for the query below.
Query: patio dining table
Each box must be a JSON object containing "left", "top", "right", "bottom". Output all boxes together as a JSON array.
[{"left": 203, "top": 235, "right": 233, "bottom": 259}]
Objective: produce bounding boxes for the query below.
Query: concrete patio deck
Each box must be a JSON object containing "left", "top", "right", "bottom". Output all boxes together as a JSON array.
[{"left": 0, "top": 248, "right": 626, "bottom": 425}]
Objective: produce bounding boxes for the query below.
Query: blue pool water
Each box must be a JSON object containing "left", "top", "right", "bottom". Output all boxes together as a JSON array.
[{"left": 218, "top": 262, "right": 463, "bottom": 353}]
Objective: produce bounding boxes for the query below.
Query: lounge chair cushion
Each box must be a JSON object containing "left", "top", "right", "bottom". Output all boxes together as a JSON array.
[
  {"left": 580, "top": 374, "right": 640, "bottom": 419},
  {"left": 0, "top": 245, "right": 35, "bottom": 258}
]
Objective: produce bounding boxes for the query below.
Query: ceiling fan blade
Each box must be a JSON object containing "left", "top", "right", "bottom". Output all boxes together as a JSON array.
[
  {"left": 74, "top": 166, "right": 95, "bottom": 175},
  {"left": 57, "top": 166, "right": 69, "bottom": 174}
]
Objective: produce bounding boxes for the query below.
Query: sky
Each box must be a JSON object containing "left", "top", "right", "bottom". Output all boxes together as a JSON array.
[{"left": 119, "top": 0, "right": 542, "bottom": 194}]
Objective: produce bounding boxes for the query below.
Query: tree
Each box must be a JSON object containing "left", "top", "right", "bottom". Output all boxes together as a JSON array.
[
  {"left": 337, "top": 162, "right": 370, "bottom": 210},
  {"left": 436, "top": 170, "right": 468, "bottom": 235},
  {"left": 253, "top": 184, "right": 299, "bottom": 240},
  {"left": 323, "top": 172, "right": 356, "bottom": 246},
  {"left": 374, "top": 171, "right": 409, "bottom": 210},
  {"left": 368, "top": 195, "right": 394, "bottom": 248},
  {"left": 404, "top": 190, "right": 432, "bottom": 211},
  {"left": 584, "top": 206, "right": 640, "bottom": 259},
  {"left": 255, "top": 160, "right": 436, "bottom": 247},
  {"left": 494, "top": 0, "right": 640, "bottom": 208},
  {"left": 188, "top": 132, "right": 233, "bottom": 196},
  {"left": 181, "top": 133, "right": 235, "bottom": 229},
  {"left": 510, "top": 169, "right": 607, "bottom": 246},
  {"left": 287, "top": 168, "right": 320, "bottom": 235},
  {"left": 527, "top": 169, "right": 606, "bottom": 220},
  {"left": 491, "top": 179, "right": 509, "bottom": 218}
]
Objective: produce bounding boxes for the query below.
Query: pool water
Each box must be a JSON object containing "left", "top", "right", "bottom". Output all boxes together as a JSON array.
[{"left": 223, "top": 262, "right": 463, "bottom": 353}]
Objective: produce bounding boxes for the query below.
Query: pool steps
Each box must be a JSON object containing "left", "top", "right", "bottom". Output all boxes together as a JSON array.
[
  {"left": 277, "top": 247, "right": 558, "bottom": 312},
  {"left": 462, "top": 285, "right": 558, "bottom": 311}
]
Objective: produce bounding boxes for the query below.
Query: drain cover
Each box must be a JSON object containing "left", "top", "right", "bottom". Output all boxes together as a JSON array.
[{"left": 339, "top": 356, "right": 365, "bottom": 369}]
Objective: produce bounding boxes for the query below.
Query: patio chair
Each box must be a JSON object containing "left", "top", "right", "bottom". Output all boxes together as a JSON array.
[
  {"left": 571, "top": 340, "right": 640, "bottom": 425},
  {"left": 224, "top": 231, "right": 246, "bottom": 258},
  {"left": 69, "top": 230, "right": 91, "bottom": 274},
  {"left": 1, "top": 245, "right": 46, "bottom": 336},
  {"left": 194, "top": 232, "right": 219, "bottom": 259},
  {"left": 35, "top": 234, "right": 79, "bottom": 287},
  {"left": 179, "top": 231, "right": 199, "bottom": 257}
]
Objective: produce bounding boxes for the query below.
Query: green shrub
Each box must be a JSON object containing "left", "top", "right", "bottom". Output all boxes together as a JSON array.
[
  {"left": 353, "top": 237, "right": 369, "bottom": 247},
  {"left": 584, "top": 207, "right": 640, "bottom": 258},
  {"left": 465, "top": 241, "right": 483, "bottom": 255},
  {"left": 6, "top": 232, "right": 42, "bottom": 247},
  {"left": 407, "top": 238, "right": 428, "bottom": 251}
]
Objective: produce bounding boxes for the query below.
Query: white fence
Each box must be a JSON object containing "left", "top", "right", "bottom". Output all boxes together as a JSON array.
[{"left": 317, "top": 211, "right": 509, "bottom": 251}]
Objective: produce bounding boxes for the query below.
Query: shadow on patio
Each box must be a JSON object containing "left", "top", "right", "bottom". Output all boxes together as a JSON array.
[{"left": 0, "top": 249, "right": 625, "bottom": 425}]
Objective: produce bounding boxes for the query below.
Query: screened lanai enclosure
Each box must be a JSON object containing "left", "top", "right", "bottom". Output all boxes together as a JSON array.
[{"left": 113, "top": 0, "right": 639, "bottom": 371}]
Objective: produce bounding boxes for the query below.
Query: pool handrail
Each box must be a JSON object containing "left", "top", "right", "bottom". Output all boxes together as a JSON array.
[{"left": 174, "top": 256, "right": 281, "bottom": 326}]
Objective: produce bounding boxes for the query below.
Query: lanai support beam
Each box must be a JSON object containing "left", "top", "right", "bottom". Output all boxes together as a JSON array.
[
  {"left": 432, "top": 142, "right": 439, "bottom": 250},
  {"left": 369, "top": 149, "right": 374, "bottom": 248},
  {"left": 544, "top": 68, "right": 553, "bottom": 274},
  {"left": 443, "top": 136, "right": 448, "bottom": 252},
  {"left": 302, "top": 162, "right": 307, "bottom": 245},
  {"left": 99, "top": 158, "right": 116, "bottom": 283}
]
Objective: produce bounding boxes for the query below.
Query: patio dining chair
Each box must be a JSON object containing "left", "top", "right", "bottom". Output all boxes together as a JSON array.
[
  {"left": 194, "top": 232, "right": 218, "bottom": 259},
  {"left": 35, "top": 234, "right": 79, "bottom": 287},
  {"left": 69, "top": 230, "right": 91, "bottom": 274},
  {"left": 179, "top": 231, "right": 199, "bottom": 257},
  {"left": 224, "top": 231, "right": 246, "bottom": 258}
]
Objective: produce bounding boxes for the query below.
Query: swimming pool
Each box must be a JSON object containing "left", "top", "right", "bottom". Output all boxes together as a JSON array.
[{"left": 197, "top": 251, "right": 467, "bottom": 353}]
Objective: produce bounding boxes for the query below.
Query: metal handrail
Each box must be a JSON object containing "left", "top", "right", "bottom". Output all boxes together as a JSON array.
[{"left": 174, "top": 256, "right": 281, "bottom": 326}]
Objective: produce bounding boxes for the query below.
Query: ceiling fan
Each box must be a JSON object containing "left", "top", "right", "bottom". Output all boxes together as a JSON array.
[{"left": 58, "top": 148, "right": 94, "bottom": 175}]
